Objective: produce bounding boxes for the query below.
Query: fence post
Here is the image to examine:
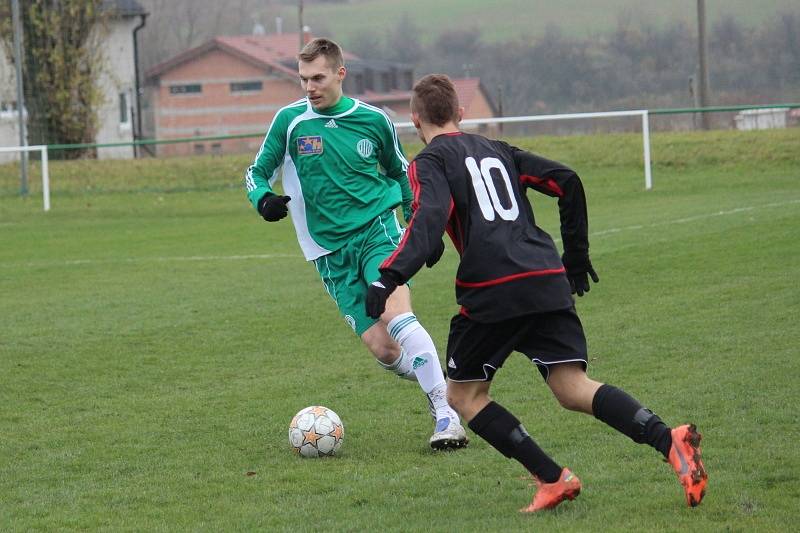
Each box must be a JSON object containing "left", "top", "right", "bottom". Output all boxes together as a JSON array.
[
  {"left": 642, "top": 111, "right": 652, "bottom": 190},
  {"left": 42, "top": 146, "right": 50, "bottom": 212}
]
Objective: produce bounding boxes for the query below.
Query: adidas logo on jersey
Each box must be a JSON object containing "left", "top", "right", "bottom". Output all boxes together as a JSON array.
[
  {"left": 448, "top": 357, "right": 456, "bottom": 369},
  {"left": 324, "top": 119, "right": 338, "bottom": 128}
]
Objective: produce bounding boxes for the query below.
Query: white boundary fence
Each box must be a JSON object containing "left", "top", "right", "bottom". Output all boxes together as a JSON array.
[
  {"left": 0, "top": 144, "right": 50, "bottom": 211},
  {"left": 1, "top": 110, "right": 653, "bottom": 213},
  {"left": 395, "top": 110, "right": 653, "bottom": 190}
]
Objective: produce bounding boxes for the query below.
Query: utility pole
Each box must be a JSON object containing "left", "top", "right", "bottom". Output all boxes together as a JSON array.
[
  {"left": 298, "top": 0, "right": 304, "bottom": 52},
  {"left": 12, "top": 0, "right": 28, "bottom": 195},
  {"left": 697, "top": 0, "right": 711, "bottom": 130},
  {"left": 496, "top": 85, "right": 504, "bottom": 135}
]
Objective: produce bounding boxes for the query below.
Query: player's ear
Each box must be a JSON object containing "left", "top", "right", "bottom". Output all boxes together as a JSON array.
[
  {"left": 337, "top": 66, "right": 346, "bottom": 81},
  {"left": 411, "top": 112, "right": 422, "bottom": 130},
  {"left": 457, "top": 106, "right": 465, "bottom": 123}
]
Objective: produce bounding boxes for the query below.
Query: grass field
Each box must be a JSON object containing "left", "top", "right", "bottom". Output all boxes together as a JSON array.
[
  {"left": 1, "top": 129, "right": 799, "bottom": 530},
  {"left": 272, "top": 0, "right": 799, "bottom": 46}
]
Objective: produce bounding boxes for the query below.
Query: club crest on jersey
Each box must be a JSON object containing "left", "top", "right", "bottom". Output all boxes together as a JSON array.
[
  {"left": 356, "top": 139, "right": 374, "bottom": 159},
  {"left": 297, "top": 136, "right": 323, "bottom": 155}
]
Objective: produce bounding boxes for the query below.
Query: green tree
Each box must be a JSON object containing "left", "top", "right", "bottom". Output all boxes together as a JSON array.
[{"left": 0, "top": 0, "right": 109, "bottom": 158}]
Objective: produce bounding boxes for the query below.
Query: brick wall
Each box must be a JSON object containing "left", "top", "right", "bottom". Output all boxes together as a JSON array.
[{"left": 152, "top": 49, "right": 303, "bottom": 156}]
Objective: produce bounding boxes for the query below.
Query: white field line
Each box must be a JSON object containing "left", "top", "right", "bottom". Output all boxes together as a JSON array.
[
  {"left": 583, "top": 198, "right": 800, "bottom": 241},
  {"left": 1, "top": 253, "right": 300, "bottom": 269},
  {"left": 2, "top": 198, "right": 799, "bottom": 269}
]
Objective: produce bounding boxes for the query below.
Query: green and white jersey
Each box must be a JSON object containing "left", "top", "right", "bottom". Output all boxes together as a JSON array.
[{"left": 245, "top": 96, "right": 413, "bottom": 260}]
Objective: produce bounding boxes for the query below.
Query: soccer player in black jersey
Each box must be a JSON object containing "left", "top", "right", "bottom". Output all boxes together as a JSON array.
[{"left": 366, "top": 74, "right": 707, "bottom": 512}]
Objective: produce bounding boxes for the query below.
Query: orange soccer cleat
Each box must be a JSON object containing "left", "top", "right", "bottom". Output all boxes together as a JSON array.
[
  {"left": 667, "top": 424, "right": 708, "bottom": 507},
  {"left": 520, "top": 468, "right": 581, "bottom": 513}
]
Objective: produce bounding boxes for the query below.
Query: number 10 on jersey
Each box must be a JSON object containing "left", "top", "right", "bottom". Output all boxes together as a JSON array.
[{"left": 465, "top": 157, "right": 520, "bottom": 222}]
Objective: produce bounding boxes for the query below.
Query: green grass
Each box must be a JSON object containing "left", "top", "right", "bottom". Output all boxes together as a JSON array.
[
  {"left": 274, "top": 0, "right": 800, "bottom": 46},
  {"left": 1, "top": 129, "right": 799, "bottom": 530}
]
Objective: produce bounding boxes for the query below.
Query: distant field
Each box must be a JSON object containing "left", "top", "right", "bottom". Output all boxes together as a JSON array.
[
  {"left": 1, "top": 129, "right": 799, "bottom": 529},
  {"left": 272, "top": 0, "right": 799, "bottom": 46}
]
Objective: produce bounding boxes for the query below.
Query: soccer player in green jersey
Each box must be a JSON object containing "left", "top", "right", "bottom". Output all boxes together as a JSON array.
[{"left": 244, "top": 38, "right": 467, "bottom": 449}]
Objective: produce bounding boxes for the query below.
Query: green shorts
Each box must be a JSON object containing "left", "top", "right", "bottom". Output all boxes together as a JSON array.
[{"left": 313, "top": 210, "right": 406, "bottom": 336}]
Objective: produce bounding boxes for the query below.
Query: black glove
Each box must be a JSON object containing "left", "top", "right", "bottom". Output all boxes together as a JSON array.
[
  {"left": 365, "top": 272, "right": 400, "bottom": 319},
  {"left": 425, "top": 239, "right": 445, "bottom": 268},
  {"left": 257, "top": 194, "right": 291, "bottom": 222},
  {"left": 561, "top": 250, "right": 599, "bottom": 297}
]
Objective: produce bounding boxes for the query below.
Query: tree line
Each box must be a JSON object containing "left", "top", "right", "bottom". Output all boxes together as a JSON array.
[{"left": 350, "top": 10, "right": 800, "bottom": 115}]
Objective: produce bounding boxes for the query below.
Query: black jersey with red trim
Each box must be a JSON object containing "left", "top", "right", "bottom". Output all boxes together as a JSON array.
[{"left": 380, "top": 132, "right": 590, "bottom": 322}]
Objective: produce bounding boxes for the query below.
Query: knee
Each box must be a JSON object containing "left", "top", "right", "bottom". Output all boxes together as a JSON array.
[
  {"left": 548, "top": 373, "right": 598, "bottom": 414},
  {"left": 552, "top": 388, "right": 584, "bottom": 412}
]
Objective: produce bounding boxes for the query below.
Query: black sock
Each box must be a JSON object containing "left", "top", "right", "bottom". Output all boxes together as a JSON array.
[
  {"left": 591, "top": 384, "right": 673, "bottom": 458},
  {"left": 468, "top": 401, "right": 562, "bottom": 483}
]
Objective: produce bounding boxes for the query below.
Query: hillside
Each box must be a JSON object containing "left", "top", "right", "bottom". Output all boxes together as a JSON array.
[{"left": 275, "top": 0, "right": 799, "bottom": 46}]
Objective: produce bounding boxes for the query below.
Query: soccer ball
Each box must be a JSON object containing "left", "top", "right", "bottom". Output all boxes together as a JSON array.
[{"left": 288, "top": 405, "right": 344, "bottom": 458}]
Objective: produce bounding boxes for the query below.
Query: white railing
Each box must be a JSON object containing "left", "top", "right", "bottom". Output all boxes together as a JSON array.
[
  {"left": 0, "top": 144, "right": 50, "bottom": 211},
  {"left": 0, "top": 110, "right": 653, "bottom": 213},
  {"left": 395, "top": 110, "right": 653, "bottom": 190}
]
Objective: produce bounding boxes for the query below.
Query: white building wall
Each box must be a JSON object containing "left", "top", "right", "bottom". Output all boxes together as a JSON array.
[
  {"left": 95, "top": 16, "right": 138, "bottom": 159},
  {"left": 734, "top": 108, "right": 788, "bottom": 131},
  {"left": 0, "top": 57, "right": 22, "bottom": 163}
]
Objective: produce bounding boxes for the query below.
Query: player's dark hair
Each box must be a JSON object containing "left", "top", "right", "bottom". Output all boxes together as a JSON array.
[
  {"left": 298, "top": 38, "right": 344, "bottom": 69},
  {"left": 411, "top": 74, "right": 460, "bottom": 127}
]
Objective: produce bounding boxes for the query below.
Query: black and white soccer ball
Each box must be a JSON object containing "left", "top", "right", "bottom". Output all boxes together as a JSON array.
[{"left": 288, "top": 406, "right": 344, "bottom": 458}]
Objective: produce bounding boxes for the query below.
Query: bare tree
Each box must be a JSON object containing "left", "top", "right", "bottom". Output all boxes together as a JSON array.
[{"left": 137, "top": 0, "right": 285, "bottom": 72}]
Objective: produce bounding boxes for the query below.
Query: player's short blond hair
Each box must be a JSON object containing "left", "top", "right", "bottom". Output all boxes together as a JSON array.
[
  {"left": 411, "top": 74, "right": 460, "bottom": 127},
  {"left": 298, "top": 38, "right": 344, "bottom": 70}
]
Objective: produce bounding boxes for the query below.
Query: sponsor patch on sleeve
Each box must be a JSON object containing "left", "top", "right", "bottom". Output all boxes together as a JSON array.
[{"left": 297, "top": 136, "right": 323, "bottom": 155}]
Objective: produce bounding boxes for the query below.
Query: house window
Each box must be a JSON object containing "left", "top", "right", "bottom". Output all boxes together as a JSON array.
[
  {"left": 193, "top": 143, "right": 205, "bottom": 155},
  {"left": 169, "top": 84, "right": 202, "bottom": 95},
  {"left": 364, "top": 69, "right": 374, "bottom": 91},
  {"left": 119, "top": 92, "right": 130, "bottom": 126},
  {"left": 0, "top": 100, "right": 18, "bottom": 120},
  {"left": 354, "top": 73, "right": 365, "bottom": 94},
  {"left": 230, "top": 81, "right": 263, "bottom": 93},
  {"left": 401, "top": 71, "right": 413, "bottom": 90}
]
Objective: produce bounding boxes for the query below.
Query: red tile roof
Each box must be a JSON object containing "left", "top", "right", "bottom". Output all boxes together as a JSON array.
[
  {"left": 450, "top": 78, "right": 482, "bottom": 112},
  {"left": 356, "top": 78, "right": 489, "bottom": 113},
  {"left": 217, "top": 34, "right": 358, "bottom": 63},
  {"left": 146, "top": 33, "right": 357, "bottom": 81}
]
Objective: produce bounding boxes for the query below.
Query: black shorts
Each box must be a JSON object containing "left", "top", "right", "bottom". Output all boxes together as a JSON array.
[{"left": 445, "top": 308, "right": 588, "bottom": 382}]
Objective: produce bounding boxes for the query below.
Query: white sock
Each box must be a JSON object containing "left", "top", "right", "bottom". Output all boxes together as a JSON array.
[
  {"left": 426, "top": 382, "right": 454, "bottom": 418},
  {"left": 376, "top": 349, "right": 417, "bottom": 381},
  {"left": 387, "top": 313, "right": 460, "bottom": 423}
]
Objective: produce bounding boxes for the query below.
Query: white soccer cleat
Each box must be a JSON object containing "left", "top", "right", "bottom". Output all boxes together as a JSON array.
[{"left": 429, "top": 416, "right": 469, "bottom": 450}]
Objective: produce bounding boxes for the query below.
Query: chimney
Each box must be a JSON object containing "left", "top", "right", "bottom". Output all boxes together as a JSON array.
[
  {"left": 275, "top": 16, "right": 283, "bottom": 34},
  {"left": 303, "top": 25, "right": 311, "bottom": 44}
]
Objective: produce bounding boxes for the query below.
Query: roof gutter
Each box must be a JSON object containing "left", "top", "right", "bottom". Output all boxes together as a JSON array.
[{"left": 132, "top": 12, "right": 148, "bottom": 157}]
